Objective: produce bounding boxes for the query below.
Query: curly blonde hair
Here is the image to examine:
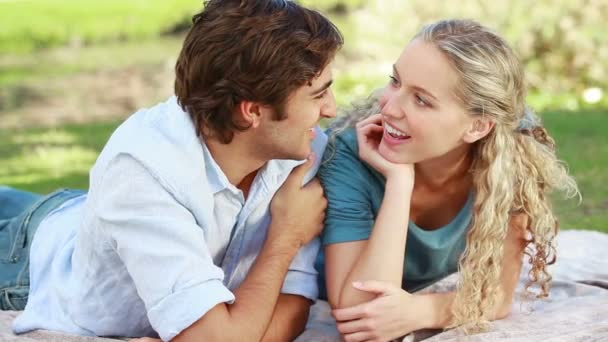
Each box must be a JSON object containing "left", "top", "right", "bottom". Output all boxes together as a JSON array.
[{"left": 328, "top": 19, "right": 579, "bottom": 332}]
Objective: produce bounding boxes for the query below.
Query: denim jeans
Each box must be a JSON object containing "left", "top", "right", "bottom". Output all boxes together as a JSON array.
[{"left": 0, "top": 186, "right": 85, "bottom": 310}]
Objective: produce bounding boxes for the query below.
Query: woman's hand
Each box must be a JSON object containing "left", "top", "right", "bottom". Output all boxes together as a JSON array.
[
  {"left": 356, "top": 114, "right": 414, "bottom": 185},
  {"left": 332, "top": 281, "right": 427, "bottom": 342}
]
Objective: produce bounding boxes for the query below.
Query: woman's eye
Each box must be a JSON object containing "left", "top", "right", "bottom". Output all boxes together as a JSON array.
[
  {"left": 415, "top": 94, "right": 428, "bottom": 106},
  {"left": 388, "top": 75, "right": 399, "bottom": 86}
]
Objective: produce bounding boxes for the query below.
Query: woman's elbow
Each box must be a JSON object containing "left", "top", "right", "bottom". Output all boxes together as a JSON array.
[{"left": 494, "top": 302, "right": 513, "bottom": 320}]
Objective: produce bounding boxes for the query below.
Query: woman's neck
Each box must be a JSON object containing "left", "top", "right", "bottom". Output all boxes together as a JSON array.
[{"left": 414, "top": 144, "right": 473, "bottom": 192}]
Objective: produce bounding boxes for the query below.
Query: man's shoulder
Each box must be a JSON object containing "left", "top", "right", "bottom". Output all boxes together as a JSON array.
[{"left": 90, "top": 96, "right": 214, "bottom": 211}]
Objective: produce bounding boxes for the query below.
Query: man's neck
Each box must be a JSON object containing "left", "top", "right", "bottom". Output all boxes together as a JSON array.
[{"left": 204, "top": 135, "right": 267, "bottom": 194}]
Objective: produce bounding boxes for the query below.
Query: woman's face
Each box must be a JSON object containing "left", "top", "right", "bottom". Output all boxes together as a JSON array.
[{"left": 378, "top": 38, "right": 476, "bottom": 165}]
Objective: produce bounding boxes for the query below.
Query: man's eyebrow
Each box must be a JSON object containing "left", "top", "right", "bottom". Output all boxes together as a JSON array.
[{"left": 309, "top": 80, "right": 333, "bottom": 96}]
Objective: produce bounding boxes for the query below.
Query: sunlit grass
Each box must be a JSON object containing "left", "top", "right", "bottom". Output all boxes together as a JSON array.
[
  {"left": 543, "top": 111, "right": 608, "bottom": 231},
  {"left": 0, "top": 36, "right": 182, "bottom": 89},
  {"left": 0, "top": 0, "right": 198, "bottom": 54},
  {"left": 0, "top": 121, "right": 120, "bottom": 192}
]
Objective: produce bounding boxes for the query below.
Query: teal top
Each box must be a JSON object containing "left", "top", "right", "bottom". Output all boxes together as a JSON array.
[{"left": 315, "top": 128, "right": 474, "bottom": 299}]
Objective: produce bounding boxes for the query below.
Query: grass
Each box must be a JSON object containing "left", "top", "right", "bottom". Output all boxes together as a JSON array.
[
  {"left": 0, "top": 36, "right": 183, "bottom": 89},
  {"left": 0, "top": 121, "right": 120, "bottom": 192},
  {"left": 543, "top": 111, "right": 608, "bottom": 231},
  {"left": 0, "top": 111, "right": 606, "bottom": 232},
  {"left": 0, "top": 0, "right": 199, "bottom": 54}
]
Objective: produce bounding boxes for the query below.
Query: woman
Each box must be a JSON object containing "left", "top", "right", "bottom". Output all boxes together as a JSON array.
[{"left": 316, "top": 19, "right": 579, "bottom": 341}]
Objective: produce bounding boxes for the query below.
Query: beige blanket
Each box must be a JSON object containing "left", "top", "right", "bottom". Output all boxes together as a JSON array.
[
  {"left": 297, "top": 230, "right": 608, "bottom": 341},
  {"left": 2, "top": 230, "right": 607, "bottom": 341}
]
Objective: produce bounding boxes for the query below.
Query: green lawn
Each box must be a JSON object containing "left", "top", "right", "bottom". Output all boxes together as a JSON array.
[
  {"left": 0, "top": 111, "right": 605, "bottom": 232},
  {"left": 0, "top": 0, "right": 199, "bottom": 54},
  {"left": 543, "top": 111, "right": 608, "bottom": 231}
]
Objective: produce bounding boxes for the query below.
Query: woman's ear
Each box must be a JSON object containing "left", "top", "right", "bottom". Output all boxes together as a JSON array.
[{"left": 463, "top": 117, "right": 495, "bottom": 143}]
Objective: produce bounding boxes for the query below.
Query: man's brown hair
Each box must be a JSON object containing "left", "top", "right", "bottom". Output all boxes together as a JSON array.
[{"left": 175, "top": 0, "right": 343, "bottom": 143}]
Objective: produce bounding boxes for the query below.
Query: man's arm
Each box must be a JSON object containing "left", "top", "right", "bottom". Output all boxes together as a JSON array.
[
  {"left": 174, "top": 159, "right": 325, "bottom": 342},
  {"left": 261, "top": 295, "right": 311, "bottom": 342},
  {"left": 173, "top": 235, "right": 302, "bottom": 342}
]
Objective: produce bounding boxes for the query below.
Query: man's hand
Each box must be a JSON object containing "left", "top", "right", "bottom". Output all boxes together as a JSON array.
[{"left": 270, "top": 154, "right": 327, "bottom": 247}]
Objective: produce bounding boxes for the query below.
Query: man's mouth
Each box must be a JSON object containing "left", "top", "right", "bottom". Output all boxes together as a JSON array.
[{"left": 309, "top": 127, "right": 316, "bottom": 138}]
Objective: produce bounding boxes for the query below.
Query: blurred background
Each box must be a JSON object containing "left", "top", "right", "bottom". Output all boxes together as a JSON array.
[{"left": 0, "top": 0, "right": 606, "bottom": 231}]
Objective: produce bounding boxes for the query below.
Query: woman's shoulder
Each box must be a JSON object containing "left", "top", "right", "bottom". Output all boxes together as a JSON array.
[
  {"left": 320, "top": 127, "right": 362, "bottom": 172},
  {"left": 320, "top": 127, "right": 385, "bottom": 189},
  {"left": 326, "top": 127, "right": 358, "bottom": 153}
]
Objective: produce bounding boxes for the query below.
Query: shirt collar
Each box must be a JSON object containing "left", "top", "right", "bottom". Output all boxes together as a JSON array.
[
  {"left": 200, "top": 137, "right": 238, "bottom": 195},
  {"left": 199, "top": 134, "right": 306, "bottom": 196}
]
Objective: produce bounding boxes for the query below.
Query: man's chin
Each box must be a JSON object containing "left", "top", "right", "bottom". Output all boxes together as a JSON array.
[{"left": 276, "top": 150, "right": 310, "bottom": 161}]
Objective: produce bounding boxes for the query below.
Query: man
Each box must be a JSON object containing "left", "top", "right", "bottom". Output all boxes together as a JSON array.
[{"left": 5, "top": 0, "right": 342, "bottom": 340}]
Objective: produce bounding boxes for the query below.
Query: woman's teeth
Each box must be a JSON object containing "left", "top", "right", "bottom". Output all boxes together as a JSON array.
[{"left": 385, "top": 123, "right": 409, "bottom": 139}]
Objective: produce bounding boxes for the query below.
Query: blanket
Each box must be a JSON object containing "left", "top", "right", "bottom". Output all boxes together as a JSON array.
[
  {"left": 297, "top": 230, "right": 608, "bottom": 342},
  {"left": 1, "top": 230, "right": 607, "bottom": 341}
]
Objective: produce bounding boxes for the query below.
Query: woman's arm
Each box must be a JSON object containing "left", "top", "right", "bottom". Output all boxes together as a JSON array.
[
  {"left": 331, "top": 214, "right": 528, "bottom": 341},
  {"left": 325, "top": 177, "right": 413, "bottom": 309},
  {"left": 324, "top": 114, "right": 415, "bottom": 310}
]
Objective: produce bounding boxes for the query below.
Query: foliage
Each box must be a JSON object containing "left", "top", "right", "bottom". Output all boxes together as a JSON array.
[
  {"left": 1, "top": 0, "right": 606, "bottom": 110},
  {"left": 328, "top": 0, "right": 608, "bottom": 111}
]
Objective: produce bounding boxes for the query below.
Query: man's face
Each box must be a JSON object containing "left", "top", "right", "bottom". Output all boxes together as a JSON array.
[{"left": 255, "top": 64, "right": 337, "bottom": 161}]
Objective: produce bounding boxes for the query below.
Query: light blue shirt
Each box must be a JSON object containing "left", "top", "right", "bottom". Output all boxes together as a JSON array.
[{"left": 13, "top": 97, "right": 326, "bottom": 341}]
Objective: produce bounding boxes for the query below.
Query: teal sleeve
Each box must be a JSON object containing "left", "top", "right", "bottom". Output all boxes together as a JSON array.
[{"left": 318, "top": 130, "right": 374, "bottom": 246}]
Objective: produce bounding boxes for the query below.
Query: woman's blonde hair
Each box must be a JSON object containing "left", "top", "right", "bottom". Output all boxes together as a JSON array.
[{"left": 329, "top": 19, "right": 579, "bottom": 332}]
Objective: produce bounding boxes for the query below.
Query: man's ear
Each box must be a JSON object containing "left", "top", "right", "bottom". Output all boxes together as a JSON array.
[
  {"left": 237, "top": 100, "right": 263, "bottom": 128},
  {"left": 463, "top": 117, "right": 495, "bottom": 143}
]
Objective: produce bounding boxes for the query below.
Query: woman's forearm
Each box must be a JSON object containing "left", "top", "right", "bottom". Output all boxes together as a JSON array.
[
  {"left": 338, "top": 177, "right": 412, "bottom": 308},
  {"left": 414, "top": 292, "right": 455, "bottom": 329},
  {"left": 414, "top": 280, "right": 519, "bottom": 331}
]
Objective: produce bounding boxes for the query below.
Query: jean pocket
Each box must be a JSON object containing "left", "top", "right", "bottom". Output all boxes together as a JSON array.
[
  {"left": 0, "top": 188, "right": 79, "bottom": 264},
  {"left": 0, "top": 217, "right": 28, "bottom": 264},
  {"left": 0, "top": 286, "right": 28, "bottom": 311}
]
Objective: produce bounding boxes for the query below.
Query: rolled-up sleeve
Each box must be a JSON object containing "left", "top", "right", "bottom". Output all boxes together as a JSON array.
[
  {"left": 281, "top": 237, "right": 320, "bottom": 301},
  {"left": 94, "top": 154, "right": 234, "bottom": 341},
  {"left": 279, "top": 126, "right": 326, "bottom": 301}
]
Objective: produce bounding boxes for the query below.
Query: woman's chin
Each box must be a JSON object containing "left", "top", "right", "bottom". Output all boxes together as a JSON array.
[{"left": 378, "top": 143, "right": 412, "bottom": 164}]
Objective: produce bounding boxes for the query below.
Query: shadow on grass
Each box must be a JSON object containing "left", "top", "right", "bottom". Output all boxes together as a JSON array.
[
  {"left": 0, "top": 120, "right": 121, "bottom": 194},
  {"left": 7, "top": 171, "right": 89, "bottom": 195}
]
